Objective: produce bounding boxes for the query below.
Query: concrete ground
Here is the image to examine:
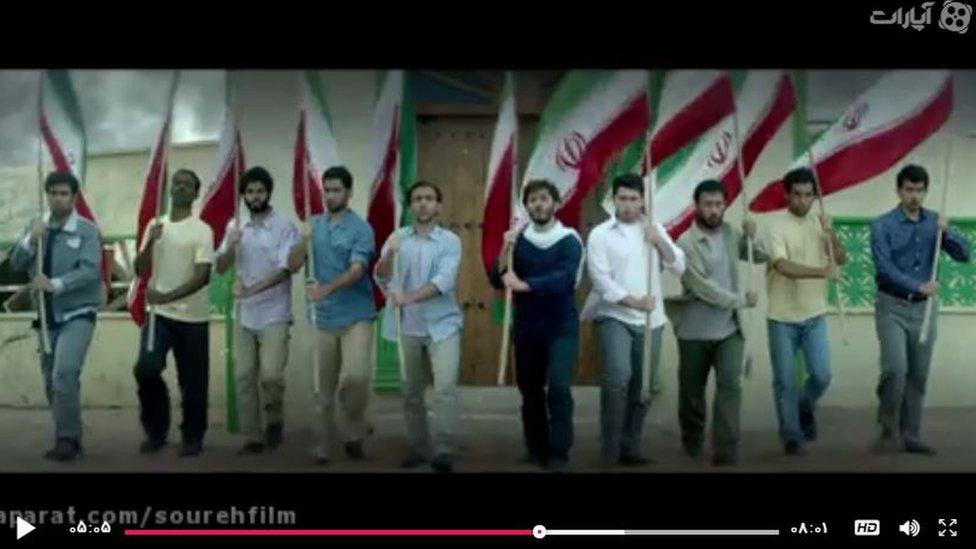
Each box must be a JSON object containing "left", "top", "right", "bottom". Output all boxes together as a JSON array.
[{"left": 2, "top": 387, "right": 974, "bottom": 473}]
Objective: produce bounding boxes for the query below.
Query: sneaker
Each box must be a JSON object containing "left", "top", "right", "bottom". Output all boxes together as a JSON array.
[
  {"left": 139, "top": 438, "right": 167, "bottom": 454},
  {"left": 431, "top": 454, "right": 454, "bottom": 473},
  {"left": 904, "top": 440, "right": 937, "bottom": 456},
  {"left": 179, "top": 441, "right": 203, "bottom": 457},
  {"left": 237, "top": 442, "right": 265, "bottom": 455},
  {"left": 344, "top": 440, "right": 365, "bottom": 461},
  {"left": 265, "top": 423, "right": 283, "bottom": 449},
  {"left": 44, "top": 439, "right": 80, "bottom": 462},
  {"left": 800, "top": 408, "right": 817, "bottom": 441},
  {"left": 784, "top": 440, "right": 807, "bottom": 456},
  {"left": 400, "top": 453, "right": 429, "bottom": 469}
]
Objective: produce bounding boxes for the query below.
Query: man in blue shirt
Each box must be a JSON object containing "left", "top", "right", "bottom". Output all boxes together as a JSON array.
[
  {"left": 375, "top": 181, "right": 463, "bottom": 473},
  {"left": 490, "top": 179, "right": 585, "bottom": 471},
  {"left": 288, "top": 166, "right": 377, "bottom": 465},
  {"left": 870, "top": 164, "right": 971, "bottom": 455}
]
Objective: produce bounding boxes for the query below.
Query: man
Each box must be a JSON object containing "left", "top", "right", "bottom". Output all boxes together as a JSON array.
[
  {"left": 870, "top": 164, "right": 971, "bottom": 455},
  {"left": 8, "top": 171, "right": 102, "bottom": 461},
  {"left": 287, "top": 166, "right": 376, "bottom": 465},
  {"left": 215, "top": 166, "right": 299, "bottom": 454},
  {"left": 581, "top": 173, "right": 686, "bottom": 467},
  {"left": 374, "top": 181, "right": 463, "bottom": 473},
  {"left": 133, "top": 169, "right": 214, "bottom": 457},
  {"left": 490, "top": 179, "right": 584, "bottom": 471},
  {"left": 764, "top": 167, "right": 848, "bottom": 456},
  {"left": 669, "top": 179, "right": 769, "bottom": 466}
]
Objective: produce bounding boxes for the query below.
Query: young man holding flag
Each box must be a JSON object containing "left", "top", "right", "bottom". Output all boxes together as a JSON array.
[
  {"left": 764, "top": 167, "right": 848, "bottom": 456},
  {"left": 490, "top": 180, "right": 585, "bottom": 472},
  {"left": 870, "top": 165, "right": 971, "bottom": 456},
  {"left": 215, "top": 167, "right": 300, "bottom": 455},
  {"left": 8, "top": 172, "right": 102, "bottom": 462},
  {"left": 133, "top": 169, "right": 214, "bottom": 458},
  {"left": 581, "top": 173, "right": 685, "bottom": 467},
  {"left": 288, "top": 166, "right": 377, "bottom": 465},
  {"left": 669, "top": 179, "right": 769, "bottom": 466},
  {"left": 374, "top": 181, "right": 463, "bottom": 473}
]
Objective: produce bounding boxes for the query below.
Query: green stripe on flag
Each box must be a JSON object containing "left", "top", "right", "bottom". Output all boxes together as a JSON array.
[
  {"left": 791, "top": 70, "right": 808, "bottom": 159},
  {"left": 374, "top": 315, "right": 401, "bottom": 393},
  {"left": 47, "top": 70, "right": 88, "bottom": 183},
  {"left": 306, "top": 70, "right": 336, "bottom": 128},
  {"left": 209, "top": 266, "right": 239, "bottom": 432}
]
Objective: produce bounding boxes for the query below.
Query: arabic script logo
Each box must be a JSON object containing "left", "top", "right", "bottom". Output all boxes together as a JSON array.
[
  {"left": 842, "top": 103, "right": 869, "bottom": 132},
  {"left": 555, "top": 131, "right": 586, "bottom": 172},
  {"left": 939, "top": 1, "right": 972, "bottom": 32},
  {"left": 707, "top": 131, "right": 733, "bottom": 169}
]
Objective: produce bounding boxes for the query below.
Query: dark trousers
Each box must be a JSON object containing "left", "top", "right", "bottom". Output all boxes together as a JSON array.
[
  {"left": 678, "top": 333, "right": 744, "bottom": 460},
  {"left": 513, "top": 319, "right": 579, "bottom": 462},
  {"left": 134, "top": 315, "right": 210, "bottom": 443}
]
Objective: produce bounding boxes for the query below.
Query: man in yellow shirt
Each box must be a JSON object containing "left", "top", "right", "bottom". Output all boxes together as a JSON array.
[
  {"left": 133, "top": 169, "right": 214, "bottom": 458},
  {"left": 764, "top": 168, "right": 847, "bottom": 456}
]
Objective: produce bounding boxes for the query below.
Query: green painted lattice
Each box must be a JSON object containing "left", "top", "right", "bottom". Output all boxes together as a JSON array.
[{"left": 827, "top": 217, "right": 976, "bottom": 309}]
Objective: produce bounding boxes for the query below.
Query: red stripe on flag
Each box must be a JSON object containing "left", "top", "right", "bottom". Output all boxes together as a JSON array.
[
  {"left": 200, "top": 131, "right": 245, "bottom": 247},
  {"left": 749, "top": 76, "right": 953, "bottom": 213},
  {"left": 557, "top": 94, "right": 649, "bottom": 230},
  {"left": 481, "top": 138, "right": 515, "bottom": 277},
  {"left": 292, "top": 111, "right": 325, "bottom": 222},
  {"left": 649, "top": 73, "right": 736, "bottom": 169},
  {"left": 366, "top": 108, "right": 401, "bottom": 310}
]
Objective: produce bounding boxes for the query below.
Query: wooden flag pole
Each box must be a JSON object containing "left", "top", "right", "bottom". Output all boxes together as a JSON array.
[
  {"left": 497, "top": 73, "right": 518, "bottom": 386},
  {"left": 301, "top": 121, "right": 322, "bottom": 398},
  {"left": 730, "top": 103, "right": 755, "bottom": 379},
  {"left": 640, "top": 143, "right": 657, "bottom": 403},
  {"left": 35, "top": 72, "right": 51, "bottom": 356},
  {"left": 393, "top": 246, "right": 407, "bottom": 384},
  {"left": 920, "top": 137, "right": 953, "bottom": 345}
]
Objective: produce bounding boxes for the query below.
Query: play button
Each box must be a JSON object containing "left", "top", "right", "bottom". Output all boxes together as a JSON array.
[{"left": 16, "top": 517, "right": 35, "bottom": 540}]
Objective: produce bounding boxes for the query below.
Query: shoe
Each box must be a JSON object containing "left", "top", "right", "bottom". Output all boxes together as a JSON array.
[
  {"left": 712, "top": 454, "right": 738, "bottom": 467},
  {"left": 179, "top": 441, "right": 203, "bottom": 457},
  {"left": 237, "top": 442, "right": 265, "bottom": 455},
  {"left": 547, "top": 458, "right": 570, "bottom": 472},
  {"left": 139, "top": 438, "right": 167, "bottom": 454},
  {"left": 871, "top": 435, "right": 901, "bottom": 454},
  {"left": 344, "top": 440, "right": 365, "bottom": 460},
  {"left": 44, "top": 439, "right": 80, "bottom": 462},
  {"left": 682, "top": 438, "right": 703, "bottom": 458},
  {"left": 784, "top": 440, "right": 807, "bottom": 456},
  {"left": 400, "top": 453, "right": 429, "bottom": 469},
  {"left": 516, "top": 454, "right": 546, "bottom": 468},
  {"left": 431, "top": 454, "right": 454, "bottom": 473},
  {"left": 315, "top": 457, "right": 330, "bottom": 466},
  {"left": 619, "top": 455, "right": 653, "bottom": 467},
  {"left": 265, "top": 423, "right": 283, "bottom": 449},
  {"left": 904, "top": 440, "right": 937, "bottom": 456},
  {"left": 800, "top": 408, "right": 818, "bottom": 441}
]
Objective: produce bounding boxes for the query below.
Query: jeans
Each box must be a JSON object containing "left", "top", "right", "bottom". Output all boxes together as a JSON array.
[
  {"left": 767, "top": 315, "right": 831, "bottom": 444},
  {"left": 40, "top": 316, "right": 96, "bottom": 441},
  {"left": 400, "top": 332, "right": 461, "bottom": 457},
  {"left": 677, "top": 333, "right": 744, "bottom": 459}
]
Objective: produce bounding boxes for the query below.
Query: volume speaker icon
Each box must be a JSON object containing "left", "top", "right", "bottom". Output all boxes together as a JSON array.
[{"left": 899, "top": 519, "right": 921, "bottom": 537}]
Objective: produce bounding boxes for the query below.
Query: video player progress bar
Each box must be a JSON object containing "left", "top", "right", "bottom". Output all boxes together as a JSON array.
[{"left": 125, "top": 526, "right": 781, "bottom": 538}]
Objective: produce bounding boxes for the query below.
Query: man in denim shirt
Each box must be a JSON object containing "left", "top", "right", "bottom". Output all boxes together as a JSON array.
[
  {"left": 375, "top": 181, "right": 463, "bottom": 473},
  {"left": 8, "top": 171, "right": 102, "bottom": 461},
  {"left": 870, "top": 164, "right": 971, "bottom": 455},
  {"left": 288, "top": 166, "right": 377, "bottom": 465}
]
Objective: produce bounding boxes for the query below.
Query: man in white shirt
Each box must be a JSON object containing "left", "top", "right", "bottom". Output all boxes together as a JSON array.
[{"left": 581, "top": 173, "right": 685, "bottom": 466}]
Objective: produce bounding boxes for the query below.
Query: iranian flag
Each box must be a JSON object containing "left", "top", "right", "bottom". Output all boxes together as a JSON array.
[
  {"left": 127, "top": 72, "right": 179, "bottom": 327},
  {"left": 293, "top": 70, "right": 341, "bottom": 222},
  {"left": 366, "top": 70, "right": 416, "bottom": 310},
  {"left": 481, "top": 71, "right": 517, "bottom": 278},
  {"left": 603, "top": 71, "right": 795, "bottom": 238},
  {"left": 38, "top": 70, "right": 111, "bottom": 294},
  {"left": 518, "top": 70, "right": 649, "bottom": 230},
  {"left": 750, "top": 70, "right": 953, "bottom": 212},
  {"left": 200, "top": 74, "right": 246, "bottom": 248}
]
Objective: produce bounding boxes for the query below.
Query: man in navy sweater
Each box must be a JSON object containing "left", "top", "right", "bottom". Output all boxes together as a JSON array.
[{"left": 490, "top": 179, "right": 584, "bottom": 471}]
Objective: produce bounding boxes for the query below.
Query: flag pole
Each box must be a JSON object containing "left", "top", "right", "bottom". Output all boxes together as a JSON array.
[
  {"left": 35, "top": 72, "right": 51, "bottom": 356},
  {"left": 730, "top": 99, "right": 755, "bottom": 379},
  {"left": 228, "top": 83, "right": 242, "bottom": 434},
  {"left": 147, "top": 71, "right": 178, "bottom": 353},
  {"left": 920, "top": 137, "right": 952, "bottom": 345},
  {"left": 300, "top": 112, "right": 322, "bottom": 399},
  {"left": 640, "top": 139, "right": 656, "bottom": 403},
  {"left": 497, "top": 72, "right": 517, "bottom": 386}
]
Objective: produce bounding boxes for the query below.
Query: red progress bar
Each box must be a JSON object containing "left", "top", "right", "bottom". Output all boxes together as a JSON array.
[{"left": 125, "top": 529, "right": 534, "bottom": 537}]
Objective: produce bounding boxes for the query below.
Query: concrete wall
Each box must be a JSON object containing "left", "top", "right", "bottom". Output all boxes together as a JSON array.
[{"left": 2, "top": 71, "right": 975, "bottom": 436}]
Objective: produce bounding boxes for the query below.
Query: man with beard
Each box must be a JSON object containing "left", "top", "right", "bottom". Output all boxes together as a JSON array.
[
  {"left": 490, "top": 179, "right": 584, "bottom": 472},
  {"left": 215, "top": 167, "right": 300, "bottom": 455},
  {"left": 669, "top": 179, "right": 769, "bottom": 466},
  {"left": 8, "top": 171, "right": 103, "bottom": 461},
  {"left": 870, "top": 164, "right": 970, "bottom": 456},
  {"left": 764, "top": 167, "right": 848, "bottom": 456},
  {"left": 581, "top": 173, "right": 685, "bottom": 467},
  {"left": 374, "top": 181, "right": 463, "bottom": 473},
  {"left": 134, "top": 169, "right": 214, "bottom": 457},
  {"left": 287, "top": 166, "right": 377, "bottom": 465}
]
